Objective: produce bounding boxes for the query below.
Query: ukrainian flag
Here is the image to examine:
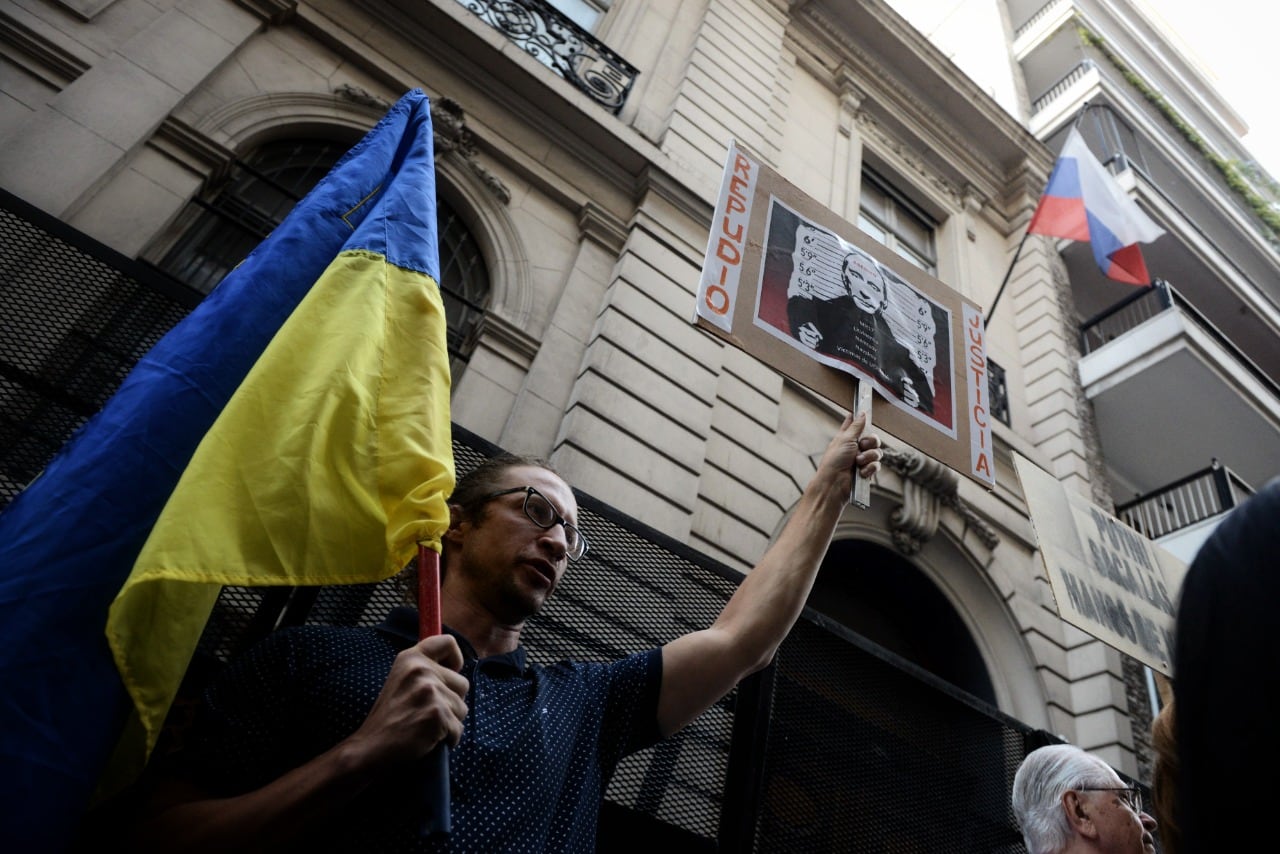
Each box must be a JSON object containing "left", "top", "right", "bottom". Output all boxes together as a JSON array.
[{"left": 0, "top": 89, "right": 454, "bottom": 850}]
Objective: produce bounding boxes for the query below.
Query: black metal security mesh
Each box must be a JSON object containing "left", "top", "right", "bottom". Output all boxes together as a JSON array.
[
  {"left": 2, "top": 185, "right": 1135, "bottom": 854},
  {"left": 541, "top": 488, "right": 739, "bottom": 846},
  {"left": 0, "top": 189, "right": 201, "bottom": 507},
  {"left": 754, "top": 618, "right": 1028, "bottom": 852}
]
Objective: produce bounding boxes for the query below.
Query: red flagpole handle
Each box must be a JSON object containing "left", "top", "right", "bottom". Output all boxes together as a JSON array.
[{"left": 417, "top": 543, "right": 441, "bottom": 639}]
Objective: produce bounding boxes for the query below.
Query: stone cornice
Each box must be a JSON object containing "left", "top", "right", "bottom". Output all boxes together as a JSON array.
[
  {"left": 233, "top": 0, "right": 297, "bottom": 25},
  {"left": 789, "top": 2, "right": 1036, "bottom": 191},
  {"left": 578, "top": 202, "right": 627, "bottom": 255},
  {"left": 633, "top": 163, "right": 714, "bottom": 232},
  {"left": 472, "top": 311, "right": 540, "bottom": 365},
  {"left": 855, "top": 111, "right": 965, "bottom": 212},
  {"left": 0, "top": 10, "right": 89, "bottom": 87},
  {"left": 149, "top": 117, "right": 235, "bottom": 182}
]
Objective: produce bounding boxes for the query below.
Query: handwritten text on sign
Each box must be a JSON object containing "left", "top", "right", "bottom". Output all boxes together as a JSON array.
[
  {"left": 1014, "top": 454, "right": 1186, "bottom": 675},
  {"left": 697, "top": 147, "right": 757, "bottom": 329}
]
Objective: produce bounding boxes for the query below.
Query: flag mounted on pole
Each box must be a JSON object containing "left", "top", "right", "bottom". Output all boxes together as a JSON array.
[
  {"left": 0, "top": 88, "right": 454, "bottom": 851},
  {"left": 1028, "top": 127, "right": 1165, "bottom": 284}
]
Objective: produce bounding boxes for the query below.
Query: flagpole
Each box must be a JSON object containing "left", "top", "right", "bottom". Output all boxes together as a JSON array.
[
  {"left": 417, "top": 543, "right": 452, "bottom": 837},
  {"left": 987, "top": 104, "right": 1103, "bottom": 328},
  {"left": 850, "top": 380, "right": 873, "bottom": 508},
  {"left": 983, "top": 231, "right": 1030, "bottom": 327},
  {"left": 986, "top": 103, "right": 1106, "bottom": 328}
]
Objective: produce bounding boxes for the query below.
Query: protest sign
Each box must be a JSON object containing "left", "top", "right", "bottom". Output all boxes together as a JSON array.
[
  {"left": 1014, "top": 453, "right": 1188, "bottom": 674},
  {"left": 695, "top": 141, "right": 994, "bottom": 488}
]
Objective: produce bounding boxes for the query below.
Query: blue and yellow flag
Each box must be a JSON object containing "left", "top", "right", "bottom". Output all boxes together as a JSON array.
[{"left": 0, "top": 89, "right": 454, "bottom": 850}]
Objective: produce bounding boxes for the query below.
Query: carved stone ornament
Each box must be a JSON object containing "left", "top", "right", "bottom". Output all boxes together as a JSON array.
[
  {"left": 334, "top": 87, "right": 511, "bottom": 204},
  {"left": 428, "top": 97, "right": 511, "bottom": 205},
  {"left": 881, "top": 445, "right": 999, "bottom": 555},
  {"left": 334, "top": 84, "right": 390, "bottom": 111}
]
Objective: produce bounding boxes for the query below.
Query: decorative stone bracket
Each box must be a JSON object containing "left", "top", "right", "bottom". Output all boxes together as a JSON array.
[{"left": 882, "top": 445, "right": 999, "bottom": 556}]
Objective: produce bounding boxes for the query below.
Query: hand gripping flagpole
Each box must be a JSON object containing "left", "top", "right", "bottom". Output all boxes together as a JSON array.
[{"left": 417, "top": 542, "right": 451, "bottom": 837}]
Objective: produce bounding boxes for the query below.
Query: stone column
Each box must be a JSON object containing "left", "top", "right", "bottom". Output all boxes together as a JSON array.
[{"left": 833, "top": 66, "right": 866, "bottom": 220}]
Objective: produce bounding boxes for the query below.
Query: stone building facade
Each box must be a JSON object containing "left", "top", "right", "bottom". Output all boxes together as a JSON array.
[{"left": 9, "top": 0, "right": 1267, "bottom": 799}]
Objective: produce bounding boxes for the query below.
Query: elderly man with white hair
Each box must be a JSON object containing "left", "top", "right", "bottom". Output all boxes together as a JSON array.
[{"left": 1012, "top": 744, "right": 1158, "bottom": 854}]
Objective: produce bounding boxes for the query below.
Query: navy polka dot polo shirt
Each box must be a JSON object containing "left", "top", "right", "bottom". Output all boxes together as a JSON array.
[{"left": 178, "top": 606, "right": 663, "bottom": 852}]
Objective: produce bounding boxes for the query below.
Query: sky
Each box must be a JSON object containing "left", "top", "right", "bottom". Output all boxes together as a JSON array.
[
  {"left": 886, "top": 0, "right": 1280, "bottom": 184},
  {"left": 1140, "top": 0, "right": 1280, "bottom": 181}
]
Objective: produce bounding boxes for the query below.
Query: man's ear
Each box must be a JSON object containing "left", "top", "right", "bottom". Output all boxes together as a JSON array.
[
  {"left": 1063, "top": 790, "right": 1099, "bottom": 840},
  {"left": 443, "top": 503, "right": 466, "bottom": 545}
]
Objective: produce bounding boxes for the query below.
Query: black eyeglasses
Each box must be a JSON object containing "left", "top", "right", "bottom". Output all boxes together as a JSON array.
[
  {"left": 482, "top": 486, "right": 589, "bottom": 562},
  {"left": 1078, "top": 786, "right": 1143, "bottom": 815}
]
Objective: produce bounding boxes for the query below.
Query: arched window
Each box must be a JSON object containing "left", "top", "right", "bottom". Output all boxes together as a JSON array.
[
  {"left": 437, "top": 199, "right": 490, "bottom": 372},
  {"left": 155, "top": 138, "right": 489, "bottom": 369},
  {"left": 158, "top": 139, "right": 350, "bottom": 294},
  {"left": 810, "top": 538, "right": 996, "bottom": 705}
]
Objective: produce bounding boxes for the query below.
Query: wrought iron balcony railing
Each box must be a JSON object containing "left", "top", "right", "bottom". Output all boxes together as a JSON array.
[
  {"left": 1078, "top": 280, "right": 1172, "bottom": 355},
  {"left": 456, "top": 0, "right": 638, "bottom": 114},
  {"left": 1014, "top": 0, "right": 1069, "bottom": 41},
  {"left": 1115, "top": 461, "right": 1253, "bottom": 539},
  {"left": 1078, "top": 279, "right": 1280, "bottom": 401},
  {"left": 1030, "top": 59, "right": 1096, "bottom": 114}
]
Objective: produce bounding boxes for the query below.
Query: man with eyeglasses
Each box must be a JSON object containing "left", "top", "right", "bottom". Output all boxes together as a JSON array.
[
  {"left": 1012, "top": 743, "right": 1158, "bottom": 854},
  {"left": 134, "top": 412, "right": 882, "bottom": 852}
]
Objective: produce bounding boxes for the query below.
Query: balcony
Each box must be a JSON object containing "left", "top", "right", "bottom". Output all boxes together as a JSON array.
[
  {"left": 454, "top": 0, "right": 638, "bottom": 114},
  {"left": 1016, "top": 8, "right": 1280, "bottom": 260},
  {"left": 1115, "top": 461, "right": 1253, "bottom": 560},
  {"left": 1077, "top": 280, "right": 1280, "bottom": 506}
]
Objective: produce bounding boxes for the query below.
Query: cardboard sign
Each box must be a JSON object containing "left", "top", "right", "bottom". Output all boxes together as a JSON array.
[
  {"left": 695, "top": 141, "right": 995, "bottom": 488},
  {"left": 1014, "top": 453, "right": 1188, "bottom": 675}
]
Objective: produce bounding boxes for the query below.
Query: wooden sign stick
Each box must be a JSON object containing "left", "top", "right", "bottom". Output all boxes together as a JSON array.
[{"left": 851, "top": 381, "right": 873, "bottom": 509}]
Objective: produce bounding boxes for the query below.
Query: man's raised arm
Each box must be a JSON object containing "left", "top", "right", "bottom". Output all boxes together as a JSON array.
[{"left": 657, "top": 411, "right": 881, "bottom": 737}]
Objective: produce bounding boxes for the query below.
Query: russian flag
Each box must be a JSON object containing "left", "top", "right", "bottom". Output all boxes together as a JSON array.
[
  {"left": 1028, "top": 128, "right": 1165, "bottom": 284},
  {"left": 0, "top": 89, "right": 454, "bottom": 850}
]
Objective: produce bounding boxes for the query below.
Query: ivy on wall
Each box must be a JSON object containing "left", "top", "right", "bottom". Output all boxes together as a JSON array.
[{"left": 1078, "top": 26, "right": 1280, "bottom": 247}]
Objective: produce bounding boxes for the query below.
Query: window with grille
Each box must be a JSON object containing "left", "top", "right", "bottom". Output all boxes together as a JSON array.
[
  {"left": 154, "top": 138, "right": 489, "bottom": 369},
  {"left": 857, "top": 169, "right": 937, "bottom": 275},
  {"left": 548, "top": 0, "right": 611, "bottom": 31},
  {"left": 437, "top": 201, "right": 490, "bottom": 371},
  {"left": 157, "top": 140, "right": 349, "bottom": 294},
  {"left": 987, "top": 357, "right": 1010, "bottom": 426}
]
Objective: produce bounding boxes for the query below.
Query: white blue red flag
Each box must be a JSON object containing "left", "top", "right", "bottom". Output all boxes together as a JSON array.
[{"left": 1028, "top": 127, "right": 1165, "bottom": 284}]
